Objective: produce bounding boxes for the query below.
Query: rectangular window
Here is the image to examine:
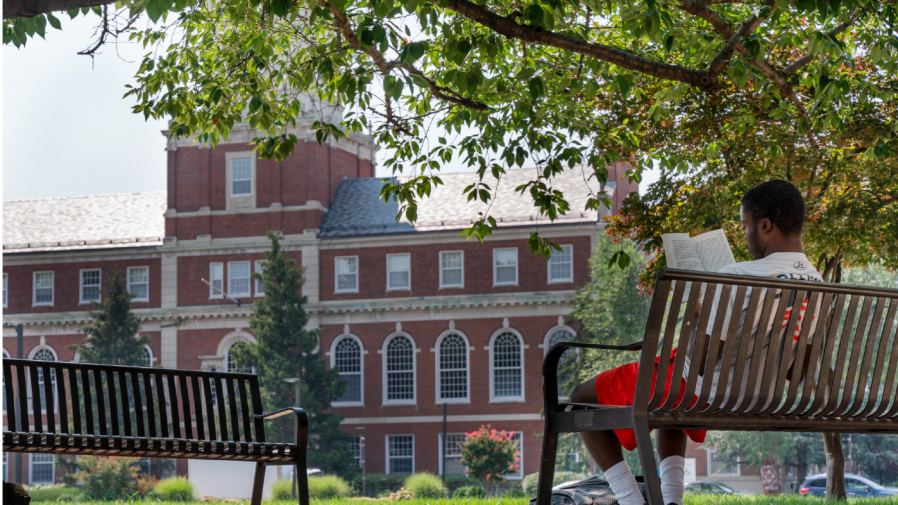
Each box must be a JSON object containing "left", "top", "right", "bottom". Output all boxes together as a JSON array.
[
  {"left": 493, "top": 249, "right": 518, "bottom": 286},
  {"left": 501, "top": 432, "right": 523, "bottom": 479},
  {"left": 127, "top": 267, "right": 149, "bottom": 302},
  {"left": 387, "top": 254, "right": 411, "bottom": 291},
  {"left": 387, "top": 435, "right": 414, "bottom": 474},
  {"left": 209, "top": 263, "right": 224, "bottom": 298},
  {"left": 80, "top": 269, "right": 102, "bottom": 303},
  {"left": 228, "top": 262, "right": 251, "bottom": 297},
  {"left": 548, "top": 245, "right": 574, "bottom": 283},
  {"left": 439, "top": 251, "right": 464, "bottom": 288},
  {"left": 440, "top": 433, "right": 468, "bottom": 476},
  {"left": 335, "top": 256, "right": 359, "bottom": 293},
  {"left": 231, "top": 157, "right": 253, "bottom": 196},
  {"left": 3, "top": 273, "right": 7, "bottom": 308},
  {"left": 254, "top": 260, "right": 267, "bottom": 297},
  {"left": 350, "top": 436, "right": 362, "bottom": 468},
  {"left": 33, "top": 271, "right": 54, "bottom": 306},
  {"left": 30, "top": 453, "right": 55, "bottom": 484},
  {"left": 708, "top": 449, "right": 739, "bottom": 476}
]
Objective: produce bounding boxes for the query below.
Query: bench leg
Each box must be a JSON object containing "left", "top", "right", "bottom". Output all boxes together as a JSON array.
[
  {"left": 295, "top": 460, "right": 309, "bottom": 505},
  {"left": 251, "top": 462, "right": 266, "bottom": 505},
  {"left": 634, "top": 424, "right": 663, "bottom": 505},
  {"left": 536, "top": 428, "right": 558, "bottom": 505}
]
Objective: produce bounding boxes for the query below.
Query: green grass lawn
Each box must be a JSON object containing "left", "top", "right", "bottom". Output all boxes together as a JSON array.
[{"left": 23, "top": 497, "right": 898, "bottom": 504}]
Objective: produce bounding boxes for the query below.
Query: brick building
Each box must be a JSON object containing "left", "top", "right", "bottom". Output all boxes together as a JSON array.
[{"left": 2, "top": 117, "right": 640, "bottom": 485}]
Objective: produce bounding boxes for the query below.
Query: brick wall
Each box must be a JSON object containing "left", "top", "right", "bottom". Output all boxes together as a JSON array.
[
  {"left": 176, "top": 251, "right": 301, "bottom": 307},
  {"left": 169, "top": 210, "right": 325, "bottom": 240},
  {"left": 3, "top": 257, "right": 162, "bottom": 314},
  {"left": 319, "top": 236, "right": 589, "bottom": 301},
  {"left": 2, "top": 331, "right": 161, "bottom": 363}
]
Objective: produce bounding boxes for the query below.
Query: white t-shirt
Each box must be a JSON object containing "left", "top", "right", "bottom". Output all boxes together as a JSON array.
[{"left": 689, "top": 252, "right": 824, "bottom": 406}]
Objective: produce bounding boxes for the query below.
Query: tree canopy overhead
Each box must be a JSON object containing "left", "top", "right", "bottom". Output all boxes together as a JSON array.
[{"left": 5, "top": 0, "right": 897, "bottom": 252}]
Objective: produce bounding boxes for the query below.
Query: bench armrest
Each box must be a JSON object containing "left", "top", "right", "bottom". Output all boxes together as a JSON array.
[
  {"left": 254, "top": 408, "right": 309, "bottom": 449},
  {"left": 254, "top": 407, "right": 307, "bottom": 421},
  {"left": 542, "top": 341, "right": 643, "bottom": 408}
]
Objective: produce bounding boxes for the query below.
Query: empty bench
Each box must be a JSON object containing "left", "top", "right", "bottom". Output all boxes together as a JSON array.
[
  {"left": 2, "top": 359, "right": 309, "bottom": 505},
  {"left": 538, "top": 268, "right": 898, "bottom": 505}
]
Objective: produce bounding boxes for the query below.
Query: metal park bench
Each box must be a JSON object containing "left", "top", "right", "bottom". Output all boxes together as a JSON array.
[
  {"left": 2, "top": 359, "right": 309, "bottom": 505},
  {"left": 538, "top": 268, "right": 898, "bottom": 505}
]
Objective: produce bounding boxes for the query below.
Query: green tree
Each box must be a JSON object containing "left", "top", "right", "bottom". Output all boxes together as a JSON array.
[
  {"left": 459, "top": 425, "right": 519, "bottom": 496},
  {"left": 702, "top": 432, "right": 825, "bottom": 484},
  {"left": 229, "top": 231, "right": 356, "bottom": 477},
  {"left": 6, "top": 0, "right": 897, "bottom": 257},
  {"left": 848, "top": 434, "right": 898, "bottom": 486},
  {"left": 68, "top": 270, "right": 150, "bottom": 366}
]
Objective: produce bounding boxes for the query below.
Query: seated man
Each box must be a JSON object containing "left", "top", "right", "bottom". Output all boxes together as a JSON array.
[{"left": 570, "top": 180, "right": 823, "bottom": 505}]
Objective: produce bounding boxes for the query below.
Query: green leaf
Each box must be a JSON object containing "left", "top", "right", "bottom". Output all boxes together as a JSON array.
[
  {"left": 816, "top": 0, "right": 827, "bottom": 17},
  {"left": 407, "top": 42, "right": 425, "bottom": 61},
  {"left": 528, "top": 76, "right": 545, "bottom": 100},
  {"left": 796, "top": 0, "right": 815, "bottom": 12},
  {"left": 271, "top": 0, "right": 290, "bottom": 16},
  {"left": 67, "top": 8, "right": 80, "bottom": 18},
  {"left": 249, "top": 95, "right": 263, "bottom": 112},
  {"left": 372, "top": 25, "right": 386, "bottom": 43},
  {"left": 516, "top": 68, "right": 536, "bottom": 80},
  {"left": 617, "top": 75, "right": 631, "bottom": 97},
  {"left": 525, "top": 4, "right": 544, "bottom": 27},
  {"left": 46, "top": 13, "right": 62, "bottom": 30}
]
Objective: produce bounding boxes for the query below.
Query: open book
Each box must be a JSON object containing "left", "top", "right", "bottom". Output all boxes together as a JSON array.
[{"left": 662, "top": 229, "right": 736, "bottom": 273}]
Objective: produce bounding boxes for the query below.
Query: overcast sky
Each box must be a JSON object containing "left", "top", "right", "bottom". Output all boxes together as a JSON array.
[{"left": 2, "top": 16, "right": 657, "bottom": 202}]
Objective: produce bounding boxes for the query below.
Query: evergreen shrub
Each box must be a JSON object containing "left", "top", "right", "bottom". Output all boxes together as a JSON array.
[
  {"left": 453, "top": 485, "right": 486, "bottom": 498},
  {"left": 153, "top": 477, "right": 194, "bottom": 501},
  {"left": 271, "top": 479, "right": 295, "bottom": 500},
  {"left": 308, "top": 475, "right": 353, "bottom": 498},
  {"left": 349, "top": 473, "right": 406, "bottom": 496},
  {"left": 404, "top": 473, "right": 445, "bottom": 498}
]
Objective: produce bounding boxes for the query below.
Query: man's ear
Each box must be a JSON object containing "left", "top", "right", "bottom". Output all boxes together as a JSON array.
[{"left": 758, "top": 217, "right": 773, "bottom": 234}]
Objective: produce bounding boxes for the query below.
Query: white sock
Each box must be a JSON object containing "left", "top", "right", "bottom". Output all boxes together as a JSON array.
[
  {"left": 604, "top": 460, "right": 645, "bottom": 505},
  {"left": 659, "top": 456, "right": 686, "bottom": 505}
]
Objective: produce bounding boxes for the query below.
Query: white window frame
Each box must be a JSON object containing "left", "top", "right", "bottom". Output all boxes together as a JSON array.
[
  {"left": 708, "top": 449, "right": 740, "bottom": 476},
  {"left": 386, "top": 253, "right": 411, "bottom": 291},
  {"left": 350, "top": 436, "right": 363, "bottom": 468},
  {"left": 492, "top": 248, "right": 519, "bottom": 286},
  {"left": 254, "top": 260, "right": 267, "bottom": 297},
  {"left": 382, "top": 333, "right": 417, "bottom": 406},
  {"left": 500, "top": 432, "right": 524, "bottom": 480},
  {"left": 330, "top": 334, "right": 365, "bottom": 407},
  {"left": 32, "top": 271, "right": 54, "bottom": 307},
  {"left": 29, "top": 453, "right": 55, "bottom": 485},
  {"left": 438, "top": 432, "right": 469, "bottom": 476},
  {"left": 335, "top": 256, "right": 359, "bottom": 294},
  {"left": 139, "top": 345, "right": 156, "bottom": 367},
  {"left": 488, "top": 329, "right": 525, "bottom": 403},
  {"left": 79, "top": 269, "right": 102, "bottom": 305},
  {"left": 226, "top": 152, "right": 257, "bottom": 207},
  {"left": 3, "top": 273, "right": 7, "bottom": 308},
  {"left": 209, "top": 262, "right": 224, "bottom": 299},
  {"left": 435, "top": 330, "right": 471, "bottom": 404},
  {"left": 385, "top": 434, "right": 415, "bottom": 475},
  {"left": 127, "top": 266, "right": 150, "bottom": 303},
  {"left": 439, "top": 251, "right": 464, "bottom": 289},
  {"left": 547, "top": 244, "right": 574, "bottom": 284},
  {"left": 228, "top": 261, "right": 252, "bottom": 298}
]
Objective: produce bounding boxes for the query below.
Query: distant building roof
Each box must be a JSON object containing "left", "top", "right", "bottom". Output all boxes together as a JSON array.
[
  {"left": 319, "top": 167, "right": 613, "bottom": 238},
  {"left": 3, "top": 192, "right": 167, "bottom": 253}
]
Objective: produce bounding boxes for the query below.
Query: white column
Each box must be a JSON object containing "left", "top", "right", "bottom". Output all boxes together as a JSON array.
[
  {"left": 161, "top": 326, "right": 178, "bottom": 368},
  {"left": 161, "top": 252, "right": 178, "bottom": 309},
  {"left": 301, "top": 243, "right": 320, "bottom": 305}
]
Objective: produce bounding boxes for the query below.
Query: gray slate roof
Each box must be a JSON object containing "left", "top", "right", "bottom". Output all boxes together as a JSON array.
[
  {"left": 319, "top": 167, "right": 614, "bottom": 238},
  {"left": 3, "top": 192, "right": 166, "bottom": 253}
]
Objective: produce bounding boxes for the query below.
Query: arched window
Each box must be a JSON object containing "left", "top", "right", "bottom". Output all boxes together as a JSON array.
[
  {"left": 544, "top": 327, "right": 578, "bottom": 396},
  {"left": 490, "top": 331, "right": 524, "bottom": 401},
  {"left": 332, "top": 336, "right": 363, "bottom": 404},
  {"left": 384, "top": 335, "right": 415, "bottom": 403},
  {"left": 436, "top": 333, "right": 469, "bottom": 403},
  {"left": 139, "top": 346, "right": 154, "bottom": 367},
  {"left": 30, "top": 347, "right": 57, "bottom": 411},
  {"left": 224, "top": 341, "right": 253, "bottom": 373},
  {"left": 2, "top": 349, "right": 8, "bottom": 413}
]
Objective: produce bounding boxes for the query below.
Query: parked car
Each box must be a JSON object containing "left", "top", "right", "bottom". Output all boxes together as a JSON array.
[
  {"left": 799, "top": 474, "right": 898, "bottom": 497},
  {"left": 685, "top": 481, "right": 752, "bottom": 495}
]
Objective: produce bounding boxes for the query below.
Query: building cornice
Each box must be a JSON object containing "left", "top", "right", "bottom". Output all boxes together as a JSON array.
[
  {"left": 316, "top": 291, "right": 576, "bottom": 316},
  {"left": 164, "top": 201, "right": 327, "bottom": 219}
]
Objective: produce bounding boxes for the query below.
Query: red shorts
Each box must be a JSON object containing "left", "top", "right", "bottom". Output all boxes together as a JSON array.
[{"left": 594, "top": 350, "right": 706, "bottom": 451}]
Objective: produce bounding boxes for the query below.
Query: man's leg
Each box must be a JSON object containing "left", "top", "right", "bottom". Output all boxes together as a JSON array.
[
  {"left": 571, "top": 379, "right": 644, "bottom": 505},
  {"left": 656, "top": 430, "right": 687, "bottom": 505}
]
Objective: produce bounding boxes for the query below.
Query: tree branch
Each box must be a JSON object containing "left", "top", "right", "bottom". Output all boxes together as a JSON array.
[
  {"left": 782, "top": 13, "right": 860, "bottom": 76},
  {"left": 443, "top": 0, "right": 716, "bottom": 91},
  {"left": 3, "top": 0, "right": 112, "bottom": 19},
  {"left": 705, "top": 12, "right": 767, "bottom": 77},
  {"left": 316, "top": 0, "right": 489, "bottom": 110}
]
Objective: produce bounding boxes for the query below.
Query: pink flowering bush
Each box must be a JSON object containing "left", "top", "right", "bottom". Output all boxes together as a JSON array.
[{"left": 460, "top": 425, "right": 520, "bottom": 495}]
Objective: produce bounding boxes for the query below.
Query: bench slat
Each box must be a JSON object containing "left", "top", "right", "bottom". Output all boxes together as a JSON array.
[
  {"left": 670, "top": 283, "right": 723, "bottom": 415},
  {"left": 759, "top": 289, "right": 806, "bottom": 416},
  {"left": 157, "top": 371, "right": 170, "bottom": 439},
  {"left": 846, "top": 298, "right": 888, "bottom": 417},
  {"left": 30, "top": 363, "right": 43, "bottom": 433},
  {"left": 168, "top": 373, "right": 182, "bottom": 439},
  {"left": 833, "top": 296, "right": 876, "bottom": 417},
  {"left": 648, "top": 280, "right": 688, "bottom": 410},
  {"left": 226, "top": 376, "right": 240, "bottom": 441},
  {"left": 202, "top": 374, "right": 217, "bottom": 441},
  {"left": 820, "top": 295, "right": 862, "bottom": 417},
  {"left": 656, "top": 280, "right": 703, "bottom": 412},
  {"left": 107, "top": 369, "right": 120, "bottom": 436},
  {"left": 688, "top": 284, "right": 741, "bottom": 414},
  {"left": 130, "top": 371, "right": 145, "bottom": 437},
  {"left": 4, "top": 360, "right": 18, "bottom": 433},
  {"left": 747, "top": 288, "right": 793, "bottom": 415},
  {"left": 716, "top": 286, "right": 765, "bottom": 414},
  {"left": 239, "top": 378, "right": 253, "bottom": 442},
  {"left": 251, "top": 376, "right": 265, "bottom": 443},
  {"left": 179, "top": 374, "right": 193, "bottom": 440},
  {"left": 215, "top": 376, "right": 230, "bottom": 442},
  {"left": 801, "top": 293, "right": 846, "bottom": 418},
  {"left": 857, "top": 299, "right": 896, "bottom": 418},
  {"left": 93, "top": 368, "right": 108, "bottom": 437},
  {"left": 144, "top": 372, "right": 158, "bottom": 438},
  {"left": 772, "top": 290, "right": 822, "bottom": 416},
  {"left": 788, "top": 292, "right": 833, "bottom": 417},
  {"left": 870, "top": 300, "right": 898, "bottom": 419},
  {"left": 191, "top": 375, "right": 205, "bottom": 441},
  {"left": 43, "top": 363, "right": 56, "bottom": 434}
]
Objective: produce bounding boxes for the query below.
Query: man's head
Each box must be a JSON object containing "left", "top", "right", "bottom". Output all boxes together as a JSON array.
[{"left": 740, "top": 180, "right": 805, "bottom": 259}]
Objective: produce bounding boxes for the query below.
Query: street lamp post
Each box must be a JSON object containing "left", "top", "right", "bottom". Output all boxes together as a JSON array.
[
  {"left": 355, "top": 426, "right": 366, "bottom": 497},
  {"left": 283, "top": 377, "right": 301, "bottom": 499},
  {"left": 4, "top": 322, "right": 24, "bottom": 484}
]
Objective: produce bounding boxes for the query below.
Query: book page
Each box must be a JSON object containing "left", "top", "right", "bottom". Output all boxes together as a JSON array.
[
  {"left": 662, "top": 233, "right": 704, "bottom": 271},
  {"left": 691, "top": 229, "right": 736, "bottom": 272}
]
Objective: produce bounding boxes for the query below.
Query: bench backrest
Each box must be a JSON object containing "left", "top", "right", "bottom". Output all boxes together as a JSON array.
[
  {"left": 634, "top": 269, "right": 898, "bottom": 421},
  {"left": 3, "top": 359, "right": 267, "bottom": 443}
]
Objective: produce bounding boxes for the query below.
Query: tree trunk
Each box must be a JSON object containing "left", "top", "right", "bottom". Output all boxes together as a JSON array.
[{"left": 824, "top": 432, "right": 846, "bottom": 500}]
